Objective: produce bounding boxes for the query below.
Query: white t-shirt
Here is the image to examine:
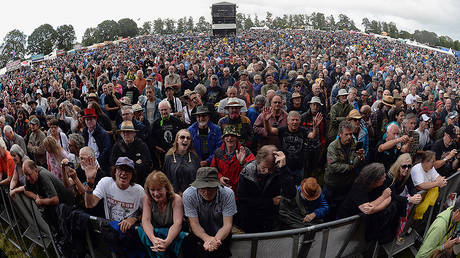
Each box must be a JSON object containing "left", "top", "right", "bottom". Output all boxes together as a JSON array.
[
  {"left": 93, "top": 177, "right": 144, "bottom": 221},
  {"left": 410, "top": 163, "right": 440, "bottom": 186},
  {"left": 405, "top": 94, "right": 418, "bottom": 105}
]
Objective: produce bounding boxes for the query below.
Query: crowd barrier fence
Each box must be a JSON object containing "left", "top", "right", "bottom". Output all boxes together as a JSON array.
[{"left": 0, "top": 171, "right": 458, "bottom": 258}]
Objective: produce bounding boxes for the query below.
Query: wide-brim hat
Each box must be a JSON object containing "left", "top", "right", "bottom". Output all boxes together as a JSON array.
[
  {"left": 222, "top": 126, "right": 240, "bottom": 138},
  {"left": 118, "top": 121, "right": 138, "bottom": 133},
  {"left": 338, "top": 89, "right": 348, "bottom": 97},
  {"left": 192, "top": 105, "right": 211, "bottom": 116},
  {"left": 83, "top": 108, "right": 98, "bottom": 119},
  {"left": 308, "top": 96, "right": 323, "bottom": 106},
  {"left": 225, "top": 98, "right": 244, "bottom": 108},
  {"left": 132, "top": 104, "right": 143, "bottom": 113},
  {"left": 382, "top": 96, "right": 395, "bottom": 107},
  {"left": 301, "top": 177, "right": 321, "bottom": 201},
  {"left": 88, "top": 93, "right": 98, "bottom": 99},
  {"left": 291, "top": 92, "right": 302, "bottom": 99},
  {"left": 191, "top": 167, "right": 220, "bottom": 188},
  {"left": 347, "top": 109, "right": 362, "bottom": 120}
]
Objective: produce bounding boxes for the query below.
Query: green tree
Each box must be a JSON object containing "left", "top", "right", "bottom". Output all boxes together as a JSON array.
[
  {"left": 439, "top": 36, "right": 453, "bottom": 48},
  {"left": 164, "top": 19, "right": 176, "bottom": 34},
  {"left": 56, "top": 24, "right": 76, "bottom": 51},
  {"left": 236, "top": 13, "right": 244, "bottom": 30},
  {"left": 95, "top": 20, "right": 119, "bottom": 42},
  {"left": 311, "top": 12, "right": 327, "bottom": 30},
  {"left": 27, "top": 24, "right": 57, "bottom": 55},
  {"left": 387, "top": 22, "right": 399, "bottom": 38},
  {"left": 187, "top": 17, "right": 194, "bottom": 32},
  {"left": 140, "top": 21, "right": 152, "bottom": 35},
  {"left": 177, "top": 17, "right": 186, "bottom": 33},
  {"left": 0, "top": 29, "right": 27, "bottom": 61},
  {"left": 82, "top": 27, "right": 97, "bottom": 46},
  {"left": 153, "top": 18, "right": 165, "bottom": 35},
  {"left": 399, "top": 30, "right": 412, "bottom": 40},
  {"left": 254, "top": 14, "right": 261, "bottom": 27},
  {"left": 413, "top": 30, "right": 439, "bottom": 46},
  {"left": 265, "top": 12, "right": 273, "bottom": 28},
  {"left": 118, "top": 18, "right": 138, "bottom": 38},
  {"left": 243, "top": 14, "right": 254, "bottom": 30},
  {"left": 362, "top": 18, "right": 371, "bottom": 33},
  {"left": 369, "top": 20, "right": 382, "bottom": 34},
  {"left": 453, "top": 40, "right": 460, "bottom": 51},
  {"left": 196, "top": 16, "right": 210, "bottom": 32},
  {"left": 327, "top": 15, "right": 336, "bottom": 31}
]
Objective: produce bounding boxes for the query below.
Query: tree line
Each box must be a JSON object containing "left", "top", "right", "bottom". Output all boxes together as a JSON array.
[{"left": 1, "top": 12, "right": 459, "bottom": 68}]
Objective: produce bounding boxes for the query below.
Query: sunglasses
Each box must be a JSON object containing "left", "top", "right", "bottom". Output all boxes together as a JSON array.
[
  {"left": 179, "top": 135, "right": 191, "bottom": 140},
  {"left": 401, "top": 164, "right": 412, "bottom": 170}
]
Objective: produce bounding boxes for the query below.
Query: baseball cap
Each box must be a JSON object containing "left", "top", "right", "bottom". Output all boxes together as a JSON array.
[{"left": 115, "top": 157, "right": 135, "bottom": 170}]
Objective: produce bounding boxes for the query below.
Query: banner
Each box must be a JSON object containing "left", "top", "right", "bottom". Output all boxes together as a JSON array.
[
  {"left": 31, "top": 54, "right": 44, "bottom": 62},
  {"left": 6, "top": 60, "right": 21, "bottom": 72}
]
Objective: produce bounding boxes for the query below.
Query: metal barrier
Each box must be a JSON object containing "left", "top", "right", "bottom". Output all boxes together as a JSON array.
[{"left": 0, "top": 171, "right": 458, "bottom": 258}]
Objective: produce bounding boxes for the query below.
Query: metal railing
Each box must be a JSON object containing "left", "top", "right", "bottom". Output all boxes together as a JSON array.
[{"left": 0, "top": 170, "right": 458, "bottom": 258}]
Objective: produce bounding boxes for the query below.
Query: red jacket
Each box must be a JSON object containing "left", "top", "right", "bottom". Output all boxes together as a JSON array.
[{"left": 210, "top": 142, "right": 255, "bottom": 196}]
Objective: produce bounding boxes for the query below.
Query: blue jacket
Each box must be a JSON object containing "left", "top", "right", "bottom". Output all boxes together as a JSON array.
[
  {"left": 246, "top": 105, "right": 260, "bottom": 127},
  {"left": 188, "top": 121, "right": 222, "bottom": 164}
]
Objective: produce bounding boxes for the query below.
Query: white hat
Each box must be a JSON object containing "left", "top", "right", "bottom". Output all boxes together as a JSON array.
[
  {"left": 36, "top": 89, "right": 43, "bottom": 95},
  {"left": 421, "top": 114, "right": 431, "bottom": 122}
]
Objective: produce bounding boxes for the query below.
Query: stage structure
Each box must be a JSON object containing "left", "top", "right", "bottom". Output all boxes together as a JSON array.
[{"left": 211, "top": 2, "right": 237, "bottom": 37}]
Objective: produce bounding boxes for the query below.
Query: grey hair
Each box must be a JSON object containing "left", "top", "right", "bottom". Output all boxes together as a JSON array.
[
  {"left": 254, "top": 95, "right": 266, "bottom": 104},
  {"left": 288, "top": 111, "right": 300, "bottom": 119},
  {"left": 68, "top": 133, "right": 85, "bottom": 150},
  {"left": 3, "top": 125, "right": 13, "bottom": 134},
  {"left": 159, "top": 99, "right": 171, "bottom": 109},
  {"left": 80, "top": 146, "right": 96, "bottom": 158},
  {"left": 338, "top": 120, "right": 354, "bottom": 135}
]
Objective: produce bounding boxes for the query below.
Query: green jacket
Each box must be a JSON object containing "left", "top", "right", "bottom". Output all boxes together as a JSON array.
[
  {"left": 327, "top": 102, "right": 353, "bottom": 142},
  {"left": 324, "top": 138, "right": 361, "bottom": 189},
  {"left": 416, "top": 207, "right": 459, "bottom": 258}
]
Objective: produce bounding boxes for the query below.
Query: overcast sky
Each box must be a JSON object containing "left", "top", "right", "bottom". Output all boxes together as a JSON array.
[{"left": 1, "top": 0, "right": 459, "bottom": 43}]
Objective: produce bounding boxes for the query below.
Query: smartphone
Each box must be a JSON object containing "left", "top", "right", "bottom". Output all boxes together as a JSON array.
[{"left": 356, "top": 142, "right": 363, "bottom": 150}]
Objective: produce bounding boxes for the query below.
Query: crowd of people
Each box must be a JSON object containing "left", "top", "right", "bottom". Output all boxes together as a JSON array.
[{"left": 0, "top": 29, "right": 459, "bottom": 257}]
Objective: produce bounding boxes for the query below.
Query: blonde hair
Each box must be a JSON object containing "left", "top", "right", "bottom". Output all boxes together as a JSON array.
[
  {"left": 43, "top": 136, "right": 65, "bottom": 158},
  {"left": 144, "top": 171, "right": 175, "bottom": 201},
  {"left": 166, "top": 129, "right": 198, "bottom": 162},
  {"left": 388, "top": 153, "right": 412, "bottom": 186}
]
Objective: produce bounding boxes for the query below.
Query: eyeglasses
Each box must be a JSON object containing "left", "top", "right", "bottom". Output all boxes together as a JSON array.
[
  {"left": 179, "top": 135, "right": 191, "bottom": 140},
  {"left": 272, "top": 101, "right": 282, "bottom": 104},
  {"left": 401, "top": 164, "right": 412, "bottom": 170}
]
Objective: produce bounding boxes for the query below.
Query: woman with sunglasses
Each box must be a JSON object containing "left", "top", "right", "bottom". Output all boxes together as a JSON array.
[
  {"left": 387, "top": 153, "right": 422, "bottom": 243},
  {"left": 388, "top": 153, "right": 422, "bottom": 205},
  {"left": 163, "top": 129, "right": 200, "bottom": 195}
]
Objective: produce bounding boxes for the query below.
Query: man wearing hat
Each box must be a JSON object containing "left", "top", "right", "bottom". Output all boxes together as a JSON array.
[
  {"left": 119, "top": 105, "right": 148, "bottom": 141},
  {"left": 371, "top": 95, "right": 395, "bottom": 141},
  {"left": 330, "top": 76, "right": 349, "bottom": 106},
  {"left": 217, "top": 87, "right": 248, "bottom": 117},
  {"left": 327, "top": 88, "right": 353, "bottom": 142},
  {"left": 82, "top": 108, "right": 112, "bottom": 173},
  {"left": 416, "top": 114, "right": 432, "bottom": 149},
  {"left": 431, "top": 124, "right": 459, "bottom": 177},
  {"left": 111, "top": 121, "right": 151, "bottom": 185},
  {"left": 435, "top": 111, "right": 458, "bottom": 140},
  {"left": 182, "top": 167, "right": 237, "bottom": 258},
  {"left": 123, "top": 77, "right": 140, "bottom": 105},
  {"left": 279, "top": 177, "right": 329, "bottom": 228},
  {"left": 288, "top": 92, "right": 307, "bottom": 114},
  {"left": 85, "top": 157, "right": 144, "bottom": 234},
  {"left": 416, "top": 198, "right": 460, "bottom": 258},
  {"left": 27, "top": 117, "right": 47, "bottom": 166},
  {"left": 218, "top": 97, "right": 253, "bottom": 147},
  {"left": 36, "top": 88, "right": 48, "bottom": 112},
  {"left": 347, "top": 109, "right": 369, "bottom": 159},
  {"left": 188, "top": 105, "right": 222, "bottom": 167},
  {"left": 210, "top": 126, "right": 254, "bottom": 194}
]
